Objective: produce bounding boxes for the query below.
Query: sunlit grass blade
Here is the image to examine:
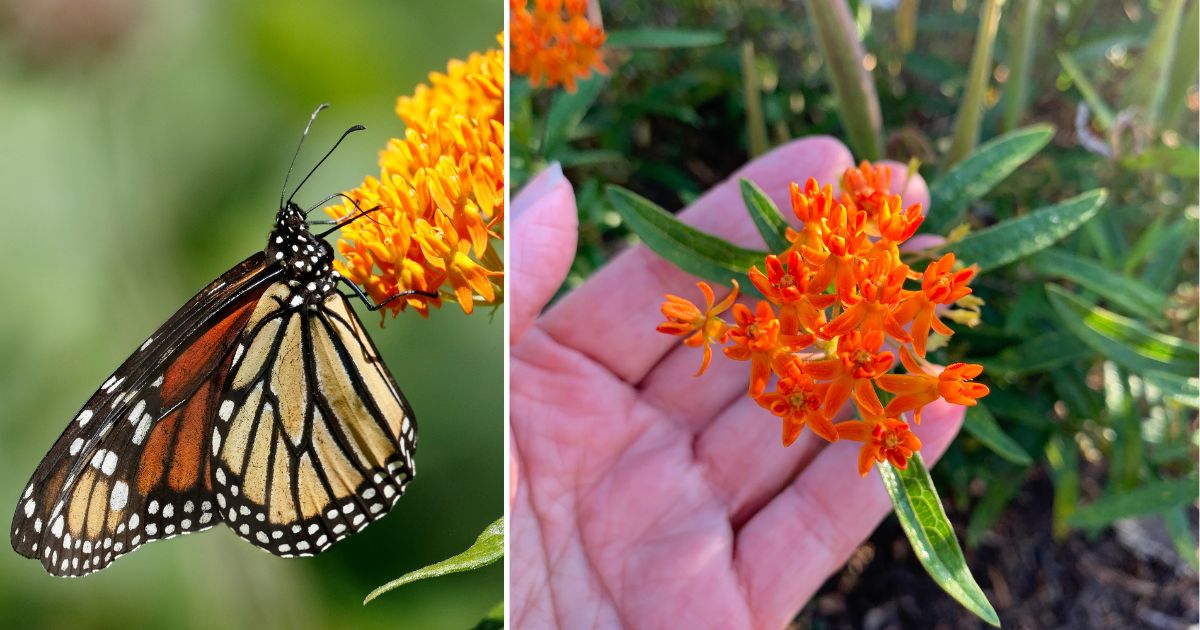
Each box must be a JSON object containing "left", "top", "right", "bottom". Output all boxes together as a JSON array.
[
  {"left": 1123, "top": 0, "right": 1187, "bottom": 130},
  {"left": 937, "top": 189, "right": 1106, "bottom": 273},
  {"left": 1046, "top": 284, "right": 1199, "bottom": 376},
  {"left": 364, "top": 518, "right": 504, "bottom": 604},
  {"left": 879, "top": 454, "right": 1000, "bottom": 626},
  {"left": 604, "top": 28, "right": 725, "bottom": 49},
  {"left": 1057, "top": 51, "right": 1116, "bottom": 130},
  {"left": 607, "top": 185, "right": 766, "bottom": 291},
  {"left": 803, "top": 0, "right": 882, "bottom": 160},
  {"left": 1066, "top": 474, "right": 1199, "bottom": 528},
  {"left": 945, "top": 0, "right": 1004, "bottom": 166},
  {"left": 922, "top": 124, "right": 1054, "bottom": 234},
  {"left": 739, "top": 178, "right": 791, "bottom": 252},
  {"left": 963, "top": 404, "right": 1033, "bottom": 465}
]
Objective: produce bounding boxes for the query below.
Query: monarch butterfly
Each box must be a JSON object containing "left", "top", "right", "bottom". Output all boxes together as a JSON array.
[{"left": 10, "top": 105, "right": 432, "bottom": 577}]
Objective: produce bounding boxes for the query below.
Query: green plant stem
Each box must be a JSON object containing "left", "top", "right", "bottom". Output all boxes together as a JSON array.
[
  {"left": 804, "top": 0, "right": 883, "bottom": 160},
  {"left": 741, "top": 41, "right": 769, "bottom": 158},
  {"left": 1124, "top": 0, "right": 1187, "bottom": 131},
  {"left": 1001, "top": 0, "right": 1041, "bottom": 132},
  {"left": 946, "top": 0, "right": 1006, "bottom": 167}
]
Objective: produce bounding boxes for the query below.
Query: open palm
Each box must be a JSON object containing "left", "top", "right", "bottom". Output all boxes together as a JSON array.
[{"left": 511, "top": 138, "right": 965, "bottom": 629}]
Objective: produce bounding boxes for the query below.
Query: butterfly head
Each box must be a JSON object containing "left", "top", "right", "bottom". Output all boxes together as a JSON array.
[{"left": 266, "top": 202, "right": 338, "bottom": 300}]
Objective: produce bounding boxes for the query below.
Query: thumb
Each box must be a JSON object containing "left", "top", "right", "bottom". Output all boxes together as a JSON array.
[{"left": 511, "top": 163, "right": 578, "bottom": 345}]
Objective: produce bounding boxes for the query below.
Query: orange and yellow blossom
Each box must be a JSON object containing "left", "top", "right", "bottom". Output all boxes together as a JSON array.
[
  {"left": 876, "top": 346, "right": 989, "bottom": 424},
  {"left": 656, "top": 280, "right": 739, "bottom": 376},
  {"left": 330, "top": 38, "right": 504, "bottom": 318},
  {"left": 892, "top": 253, "right": 977, "bottom": 357},
  {"left": 803, "top": 330, "right": 893, "bottom": 417},
  {"left": 834, "top": 412, "right": 923, "bottom": 477},
  {"left": 653, "top": 161, "right": 985, "bottom": 477},
  {"left": 510, "top": 0, "right": 607, "bottom": 92},
  {"left": 755, "top": 360, "right": 837, "bottom": 445}
]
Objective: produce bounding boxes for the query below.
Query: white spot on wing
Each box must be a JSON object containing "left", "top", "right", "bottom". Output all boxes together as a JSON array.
[
  {"left": 140, "top": 338, "right": 153, "bottom": 351},
  {"left": 110, "top": 482, "right": 129, "bottom": 510},
  {"left": 77, "top": 410, "right": 93, "bottom": 426},
  {"left": 69, "top": 438, "right": 84, "bottom": 456}
]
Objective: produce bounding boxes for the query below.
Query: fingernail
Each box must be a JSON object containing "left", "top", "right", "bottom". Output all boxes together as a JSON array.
[{"left": 513, "top": 162, "right": 565, "bottom": 221}]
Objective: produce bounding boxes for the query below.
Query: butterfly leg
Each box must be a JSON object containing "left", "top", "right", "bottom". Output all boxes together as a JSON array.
[{"left": 339, "top": 278, "right": 438, "bottom": 312}]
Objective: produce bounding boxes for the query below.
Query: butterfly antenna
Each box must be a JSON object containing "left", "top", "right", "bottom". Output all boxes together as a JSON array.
[
  {"left": 286, "top": 123, "right": 366, "bottom": 207},
  {"left": 280, "top": 103, "right": 330, "bottom": 209}
]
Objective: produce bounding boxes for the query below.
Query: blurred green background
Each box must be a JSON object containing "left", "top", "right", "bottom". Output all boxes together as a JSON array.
[{"left": 0, "top": 0, "right": 501, "bottom": 628}]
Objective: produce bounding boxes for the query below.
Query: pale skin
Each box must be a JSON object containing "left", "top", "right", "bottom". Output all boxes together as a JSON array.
[{"left": 511, "top": 137, "right": 965, "bottom": 629}]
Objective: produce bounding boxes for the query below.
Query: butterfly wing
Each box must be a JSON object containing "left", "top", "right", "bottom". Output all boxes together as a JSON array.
[
  {"left": 11, "top": 253, "right": 281, "bottom": 577},
  {"left": 213, "top": 285, "right": 416, "bottom": 557}
]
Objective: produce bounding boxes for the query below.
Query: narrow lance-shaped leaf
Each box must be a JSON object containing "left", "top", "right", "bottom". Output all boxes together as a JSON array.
[
  {"left": 1027, "top": 248, "right": 1167, "bottom": 323},
  {"left": 1046, "top": 284, "right": 1199, "bottom": 376},
  {"left": 936, "top": 189, "right": 1106, "bottom": 273},
  {"left": 1067, "top": 475, "right": 1200, "bottom": 528},
  {"left": 963, "top": 404, "right": 1033, "bottom": 465},
  {"left": 542, "top": 74, "right": 606, "bottom": 159},
  {"left": 739, "top": 179, "right": 792, "bottom": 252},
  {"left": 605, "top": 28, "right": 725, "bottom": 49},
  {"left": 607, "top": 186, "right": 767, "bottom": 292},
  {"left": 879, "top": 454, "right": 1001, "bottom": 626},
  {"left": 364, "top": 518, "right": 504, "bottom": 604},
  {"left": 922, "top": 124, "right": 1054, "bottom": 235}
]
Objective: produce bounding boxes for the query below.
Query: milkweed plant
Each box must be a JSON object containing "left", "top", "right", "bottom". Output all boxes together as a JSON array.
[{"left": 324, "top": 34, "right": 505, "bottom": 623}]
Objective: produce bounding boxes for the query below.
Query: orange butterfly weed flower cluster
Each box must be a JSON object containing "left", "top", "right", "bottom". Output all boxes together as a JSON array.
[
  {"left": 328, "top": 36, "right": 504, "bottom": 318},
  {"left": 657, "top": 162, "right": 988, "bottom": 476},
  {"left": 510, "top": 0, "right": 607, "bottom": 92}
]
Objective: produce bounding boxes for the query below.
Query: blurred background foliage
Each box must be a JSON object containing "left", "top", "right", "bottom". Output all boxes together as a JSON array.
[
  {"left": 513, "top": 0, "right": 1197, "bottom": 625},
  {"left": 0, "top": 0, "right": 501, "bottom": 628}
]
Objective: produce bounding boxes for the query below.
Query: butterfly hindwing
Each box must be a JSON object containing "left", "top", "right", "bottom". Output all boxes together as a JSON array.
[
  {"left": 213, "top": 284, "right": 416, "bottom": 557},
  {"left": 11, "top": 254, "right": 278, "bottom": 576}
]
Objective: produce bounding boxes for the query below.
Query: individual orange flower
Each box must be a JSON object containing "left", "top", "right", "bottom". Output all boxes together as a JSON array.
[
  {"left": 724, "top": 301, "right": 793, "bottom": 396},
  {"left": 748, "top": 250, "right": 836, "bottom": 335},
  {"left": 876, "top": 346, "right": 989, "bottom": 424},
  {"left": 841, "top": 160, "right": 893, "bottom": 219},
  {"left": 656, "top": 280, "right": 739, "bottom": 376},
  {"left": 820, "top": 252, "right": 911, "bottom": 342},
  {"left": 872, "top": 194, "right": 925, "bottom": 262},
  {"left": 331, "top": 38, "right": 504, "bottom": 318},
  {"left": 755, "top": 361, "right": 837, "bottom": 445},
  {"left": 804, "top": 329, "right": 893, "bottom": 416},
  {"left": 835, "top": 413, "right": 923, "bottom": 476},
  {"left": 510, "top": 0, "right": 608, "bottom": 92},
  {"left": 785, "top": 178, "right": 837, "bottom": 254},
  {"left": 892, "top": 253, "right": 977, "bottom": 356},
  {"left": 799, "top": 201, "right": 871, "bottom": 304}
]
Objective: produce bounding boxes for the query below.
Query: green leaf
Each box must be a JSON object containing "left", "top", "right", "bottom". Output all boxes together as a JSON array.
[
  {"left": 966, "top": 464, "right": 1027, "bottom": 547},
  {"left": 923, "top": 124, "right": 1055, "bottom": 234},
  {"left": 1045, "top": 434, "right": 1080, "bottom": 539},
  {"left": 1144, "top": 370, "right": 1200, "bottom": 409},
  {"left": 1027, "top": 248, "right": 1167, "bottom": 322},
  {"left": 977, "top": 331, "right": 1094, "bottom": 377},
  {"left": 1120, "top": 145, "right": 1200, "bottom": 179},
  {"left": 1164, "top": 507, "right": 1200, "bottom": 571},
  {"left": 879, "top": 454, "right": 1000, "bottom": 626},
  {"left": 607, "top": 186, "right": 766, "bottom": 290},
  {"left": 1141, "top": 216, "right": 1196, "bottom": 291},
  {"left": 541, "top": 75, "right": 606, "bottom": 159},
  {"left": 1057, "top": 51, "right": 1117, "bottom": 130},
  {"left": 364, "top": 518, "right": 504, "bottom": 604},
  {"left": 1066, "top": 475, "right": 1199, "bottom": 528},
  {"left": 939, "top": 189, "right": 1107, "bottom": 273},
  {"left": 604, "top": 28, "right": 725, "bottom": 49},
  {"left": 739, "top": 179, "right": 791, "bottom": 252},
  {"left": 472, "top": 602, "right": 505, "bottom": 630},
  {"left": 1046, "top": 284, "right": 1200, "bottom": 376},
  {"left": 963, "top": 404, "right": 1034, "bottom": 465}
]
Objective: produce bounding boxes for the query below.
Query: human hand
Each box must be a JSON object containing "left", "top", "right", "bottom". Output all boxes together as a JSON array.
[{"left": 510, "top": 139, "right": 965, "bottom": 629}]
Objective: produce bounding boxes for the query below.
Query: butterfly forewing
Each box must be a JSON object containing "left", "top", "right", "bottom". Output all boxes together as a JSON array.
[
  {"left": 11, "top": 254, "right": 280, "bottom": 576},
  {"left": 212, "top": 285, "right": 416, "bottom": 557}
]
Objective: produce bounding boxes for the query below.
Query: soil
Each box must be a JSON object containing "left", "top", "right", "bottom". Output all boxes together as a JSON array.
[{"left": 796, "top": 471, "right": 1199, "bottom": 629}]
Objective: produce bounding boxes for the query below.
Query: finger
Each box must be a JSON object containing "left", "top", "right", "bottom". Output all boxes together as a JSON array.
[
  {"left": 540, "top": 136, "right": 855, "bottom": 384},
  {"left": 733, "top": 399, "right": 965, "bottom": 629},
  {"left": 695, "top": 395, "right": 857, "bottom": 525},
  {"left": 511, "top": 163, "right": 579, "bottom": 345}
]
